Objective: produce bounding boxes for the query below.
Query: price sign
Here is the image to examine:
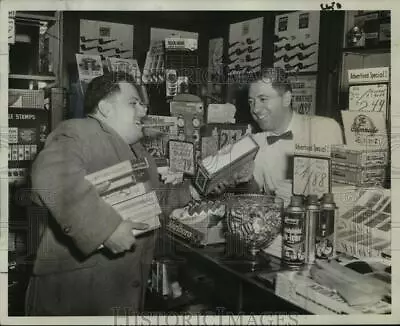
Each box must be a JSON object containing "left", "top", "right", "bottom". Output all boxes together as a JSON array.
[
  {"left": 349, "top": 83, "right": 388, "bottom": 116},
  {"left": 293, "top": 155, "right": 331, "bottom": 197},
  {"left": 168, "top": 140, "right": 195, "bottom": 175}
]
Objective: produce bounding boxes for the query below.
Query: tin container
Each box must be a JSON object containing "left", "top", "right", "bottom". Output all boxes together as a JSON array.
[
  {"left": 305, "top": 195, "right": 320, "bottom": 265},
  {"left": 315, "top": 193, "right": 337, "bottom": 260},
  {"left": 282, "top": 195, "right": 306, "bottom": 269}
]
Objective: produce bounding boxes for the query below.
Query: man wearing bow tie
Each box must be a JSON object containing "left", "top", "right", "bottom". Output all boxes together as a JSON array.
[{"left": 249, "top": 67, "right": 343, "bottom": 194}]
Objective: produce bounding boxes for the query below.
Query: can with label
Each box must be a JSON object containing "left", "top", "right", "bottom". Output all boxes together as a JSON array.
[
  {"left": 315, "top": 193, "right": 337, "bottom": 259},
  {"left": 305, "top": 195, "right": 319, "bottom": 265},
  {"left": 282, "top": 195, "right": 306, "bottom": 269}
]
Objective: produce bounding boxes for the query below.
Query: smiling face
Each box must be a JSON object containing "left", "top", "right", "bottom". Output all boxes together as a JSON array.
[
  {"left": 98, "top": 82, "right": 148, "bottom": 144},
  {"left": 248, "top": 80, "right": 292, "bottom": 133}
]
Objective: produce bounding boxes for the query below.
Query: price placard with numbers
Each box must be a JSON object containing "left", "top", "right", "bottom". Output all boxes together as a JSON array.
[
  {"left": 168, "top": 140, "right": 195, "bottom": 175},
  {"left": 349, "top": 83, "right": 388, "bottom": 116},
  {"left": 293, "top": 155, "right": 331, "bottom": 198}
]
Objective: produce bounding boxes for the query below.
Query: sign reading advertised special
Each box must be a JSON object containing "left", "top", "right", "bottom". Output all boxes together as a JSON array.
[
  {"left": 348, "top": 67, "right": 390, "bottom": 84},
  {"left": 169, "top": 140, "right": 195, "bottom": 175},
  {"left": 293, "top": 155, "right": 331, "bottom": 198}
]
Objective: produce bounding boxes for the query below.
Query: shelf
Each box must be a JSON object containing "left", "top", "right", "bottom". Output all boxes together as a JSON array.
[
  {"left": 9, "top": 74, "right": 57, "bottom": 81},
  {"left": 342, "top": 46, "right": 390, "bottom": 55},
  {"left": 15, "top": 12, "right": 57, "bottom": 22}
]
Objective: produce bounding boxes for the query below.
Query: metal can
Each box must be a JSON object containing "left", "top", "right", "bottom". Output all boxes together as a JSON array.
[
  {"left": 305, "top": 195, "right": 320, "bottom": 265},
  {"left": 282, "top": 195, "right": 306, "bottom": 269},
  {"left": 315, "top": 193, "right": 337, "bottom": 259}
]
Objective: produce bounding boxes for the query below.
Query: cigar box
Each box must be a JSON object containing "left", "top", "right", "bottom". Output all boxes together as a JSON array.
[
  {"left": 194, "top": 134, "right": 259, "bottom": 195},
  {"left": 85, "top": 158, "right": 151, "bottom": 188},
  {"left": 199, "top": 123, "right": 252, "bottom": 159},
  {"left": 331, "top": 163, "right": 385, "bottom": 187},
  {"left": 331, "top": 145, "right": 388, "bottom": 168},
  {"left": 86, "top": 158, "right": 162, "bottom": 236}
]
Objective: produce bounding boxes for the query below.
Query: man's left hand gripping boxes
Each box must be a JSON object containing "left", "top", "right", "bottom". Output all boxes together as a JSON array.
[{"left": 85, "top": 157, "right": 162, "bottom": 236}]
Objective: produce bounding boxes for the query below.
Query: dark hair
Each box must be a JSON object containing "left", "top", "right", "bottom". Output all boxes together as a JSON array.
[
  {"left": 251, "top": 67, "right": 292, "bottom": 95},
  {"left": 83, "top": 72, "right": 139, "bottom": 116}
]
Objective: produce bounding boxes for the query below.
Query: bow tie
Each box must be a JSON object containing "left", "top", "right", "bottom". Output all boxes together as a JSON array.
[{"left": 266, "top": 130, "right": 293, "bottom": 145}]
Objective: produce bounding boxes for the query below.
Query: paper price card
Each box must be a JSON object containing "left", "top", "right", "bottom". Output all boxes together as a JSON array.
[
  {"left": 169, "top": 140, "right": 195, "bottom": 175},
  {"left": 293, "top": 155, "right": 331, "bottom": 197},
  {"left": 349, "top": 84, "right": 388, "bottom": 116}
]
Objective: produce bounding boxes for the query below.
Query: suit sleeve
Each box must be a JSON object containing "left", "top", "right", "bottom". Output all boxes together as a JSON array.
[{"left": 31, "top": 132, "right": 122, "bottom": 257}]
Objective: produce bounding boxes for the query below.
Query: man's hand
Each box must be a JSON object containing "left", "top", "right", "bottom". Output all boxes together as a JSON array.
[
  {"left": 103, "top": 220, "right": 149, "bottom": 254},
  {"left": 209, "top": 160, "right": 255, "bottom": 195}
]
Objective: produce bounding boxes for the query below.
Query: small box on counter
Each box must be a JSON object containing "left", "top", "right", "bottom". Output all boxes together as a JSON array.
[
  {"left": 86, "top": 158, "right": 161, "bottom": 236},
  {"left": 194, "top": 135, "right": 259, "bottom": 195},
  {"left": 331, "top": 145, "right": 388, "bottom": 168},
  {"left": 167, "top": 200, "right": 227, "bottom": 246},
  {"left": 331, "top": 163, "right": 386, "bottom": 187}
]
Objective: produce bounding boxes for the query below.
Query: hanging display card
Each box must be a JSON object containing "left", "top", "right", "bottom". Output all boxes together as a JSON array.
[
  {"left": 274, "top": 11, "right": 320, "bottom": 73},
  {"left": 349, "top": 83, "right": 388, "bottom": 117},
  {"left": 168, "top": 140, "right": 195, "bottom": 175}
]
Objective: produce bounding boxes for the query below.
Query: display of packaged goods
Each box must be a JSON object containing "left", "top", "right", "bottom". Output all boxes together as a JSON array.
[
  {"left": 331, "top": 164, "right": 385, "bottom": 187},
  {"left": 167, "top": 199, "right": 227, "bottom": 246},
  {"left": 194, "top": 134, "right": 259, "bottom": 195},
  {"left": 8, "top": 89, "right": 45, "bottom": 109},
  {"left": 275, "top": 271, "right": 391, "bottom": 315},
  {"left": 336, "top": 188, "right": 390, "bottom": 259},
  {"left": 331, "top": 145, "right": 388, "bottom": 168},
  {"left": 170, "top": 101, "right": 204, "bottom": 143}
]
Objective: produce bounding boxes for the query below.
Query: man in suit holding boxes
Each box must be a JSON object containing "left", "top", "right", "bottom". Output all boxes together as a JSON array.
[
  {"left": 248, "top": 67, "right": 344, "bottom": 194},
  {"left": 25, "top": 73, "right": 192, "bottom": 315}
]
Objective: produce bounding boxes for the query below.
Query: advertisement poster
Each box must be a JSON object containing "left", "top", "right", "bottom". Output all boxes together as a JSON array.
[
  {"left": 76, "top": 54, "right": 104, "bottom": 83},
  {"left": 79, "top": 19, "right": 134, "bottom": 60},
  {"left": 341, "top": 111, "right": 388, "bottom": 149},
  {"left": 274, "top": 11, "right": 320, "bottom": 73},
  {"left": 288, "top": 75, "right": 317, "bottom": 115},
  {"left": 228, "top": 17, "right": 263, "bottom": 77}
]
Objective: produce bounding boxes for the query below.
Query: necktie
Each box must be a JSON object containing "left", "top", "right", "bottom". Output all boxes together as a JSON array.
[{"left": 266, "top": 130, "right": 293, "bottom": 145}]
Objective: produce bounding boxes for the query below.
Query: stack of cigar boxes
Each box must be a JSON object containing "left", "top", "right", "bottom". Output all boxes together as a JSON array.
[
  {"left": 85, "top": 157, "right": 162, "bottom": 236},
  {"left": 331, "top": 145, "right": 388, "bottom": 187}
]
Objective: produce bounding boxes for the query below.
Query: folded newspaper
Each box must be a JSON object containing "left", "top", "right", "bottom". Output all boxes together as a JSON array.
[{"left": 85, "top": 157, "right": 162, "bottom": 238}]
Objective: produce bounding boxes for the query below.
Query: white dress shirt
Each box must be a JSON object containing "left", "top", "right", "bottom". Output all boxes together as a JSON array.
[{"left": 252, "top": 111, "right": 343, "bottom": 193}]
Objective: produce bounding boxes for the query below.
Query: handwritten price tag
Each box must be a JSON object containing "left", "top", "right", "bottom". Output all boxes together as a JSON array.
[
  {"left": 168, "top": 140, "right": 195, "bottom": 175},
  {"left": 8, "top": 18, "right": 15, "bottom": 44},
  {"left": 349, "top": 84, "right": 388, "bottom": 115},
  {"left": 293, "top": 155, "right": 331, "bottom": 197}
]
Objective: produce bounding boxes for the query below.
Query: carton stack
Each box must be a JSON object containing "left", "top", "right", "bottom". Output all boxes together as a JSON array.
[
  {"left": 85, "top": 157, "right": 162, "bottom": 236},
  {"left": 331, "top": 144, "right": 388, "bottom": 187}
]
